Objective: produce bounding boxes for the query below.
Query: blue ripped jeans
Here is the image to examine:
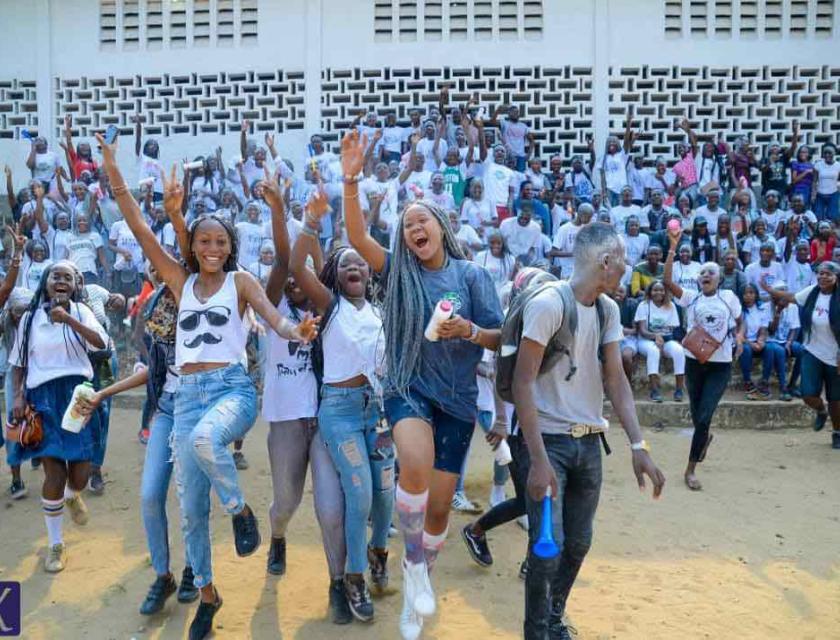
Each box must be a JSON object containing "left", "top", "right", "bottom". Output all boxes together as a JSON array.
[
  {"left": 141, "top": 392, "right": 188, "bottom": 576},
  {"left": 318, "top": 384, "right": 395, "bottom": 575},
  {"left": 173, "top": 364, "right": 257, "bottom": 588},
  {"left": 523, "top": 434, "right": 602, "bottom": 639}
]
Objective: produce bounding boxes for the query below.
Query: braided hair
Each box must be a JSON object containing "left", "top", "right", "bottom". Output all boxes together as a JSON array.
[{"left": 383, "top": 199, "right": 465, "bottom": 403}]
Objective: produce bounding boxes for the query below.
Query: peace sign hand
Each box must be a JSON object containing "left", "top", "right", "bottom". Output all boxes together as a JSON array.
[
  {"left": 6, "top": 223, "right": 25, "bottom": 255},
  {"left": 162, "top": 164, "right": 184, "bottom": 216}
]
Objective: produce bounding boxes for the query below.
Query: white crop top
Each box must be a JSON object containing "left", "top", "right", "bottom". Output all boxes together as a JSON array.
[
  {"left": 175, "top": 271, "right": 249, "bottom": 368},
  {"left": 322, "top": 297, "right": 385, "bottom": 389}
]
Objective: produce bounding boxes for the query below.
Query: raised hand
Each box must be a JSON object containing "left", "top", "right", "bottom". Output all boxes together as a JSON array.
[
  {"left": 372, "top": 128, "right": 383, "bottom": 142},
  {"left": 260, "top": 166, "right": 283, "bottom": 210},
  {"left": 241, "top": 119, "right": 250, "bottom": 134},
  {"left": 307, "top": 187, "right": 330, "bottom": 221},
  {"left": 129, "top": 113, "right": 144, "bottom": 124},
  {"left": 64, "top": 114, "right": 72, "bottom": 129},
  {"left": 293, "top": 313, "right": 321, "bottom": 344},
  {"left": 162, "top": 164, "right": 184, "bottom": 214},
  {"left": 3, "top": 165, "right": 10, "bottom": 178},
  {"left": 6, "top": 223, "right": 25, "bottom": 255},
  {"left": 94, "top": 131, "right": 118, "bottom": 165},
  {"left": 33, "top": 182, "right": 45, "bottom": 200},
  {"left": 265, "top": 132, "right": 275, "bottom": 148},
  {"left": 340, "top": 129, "right": 368, "bottom": 178}
]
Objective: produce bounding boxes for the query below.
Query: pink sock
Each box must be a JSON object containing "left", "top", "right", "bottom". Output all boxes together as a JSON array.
[{"left": 423, "top": 528, "right": 448, "bottom": 573}]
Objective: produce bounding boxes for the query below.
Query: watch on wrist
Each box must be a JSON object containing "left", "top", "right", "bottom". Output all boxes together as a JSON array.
[
  {"left": 630, "top": 440, "right": 650, "bottom": 452},
  {"left": 467, "top": 322, "right": 480, "bottom": 342}
]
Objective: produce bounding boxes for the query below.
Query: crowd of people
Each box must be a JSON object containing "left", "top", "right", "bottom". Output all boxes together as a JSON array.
[{"left": 1, "top": 89, "right": 839, "bottom": 640}]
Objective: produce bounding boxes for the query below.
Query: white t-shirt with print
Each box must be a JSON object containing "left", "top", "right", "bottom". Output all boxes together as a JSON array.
[
  {"left": 33, "top": 152, "right": 60, "bottom": 183},
  {"left": 744, "top": 261, "right": 785, "bottom": 301},
  {"left": 262, "top": 298, "right": 319, "bottom": 422},
  {"left": 784, "top": 259, "right": 816, "bottom": 294},
  {"left": 236, "top": 221, "right": 265, "bottom": 270},
  {"left": 623, "top": 234, "right": 650, "bottom": 268},
  {"left": 634, "top": 300, "right": 680, "bottom": 335},
  {"left": 109, "top": 220, "right": 143, "bottom": 271},
  {"left": 402, "top": 170, "right": 432, "bottom": 201},
  {"left": 742, "top": 304, "right": 770, "bottom": 341},
  {"left": 769, "top": 303, "right": 801, "bottom": 344},
  {"left": 416, "top": 138, "right": 448, "bottom": 173},
  {"left": 499, "top": 217, "right": 542, "bottom": 258},
  {"left": 137, "top": 154, "right": 164, "bottom": 193},
  {"left": 795, "top": 285, "right": 839, "bottom": 366},
  {"left": 673, "top": 260, "right": 702, "bottom": 293},
  {"left": 500, "top": 120, "right": 529, "bottom": 157},
  {"left": 552, "top": 222, "right": 582, "bottom": 273},
  {"left": 66, "top": 232, "right": 104, "bottom": 275},
  {"left": 482, "top": 159, "right": 515, "bottom": 208},
  {"left": 382, "top": 126, "right": 409, "bottom": 154},
  {"left": 600, "top": 150, "right": 629, "bottom": 194},
  {"left": 610, "top": 204, "right": 642, "bottom": 229},
  {"left": 677, "top": 289, "right": 742, "bottom": 363}
]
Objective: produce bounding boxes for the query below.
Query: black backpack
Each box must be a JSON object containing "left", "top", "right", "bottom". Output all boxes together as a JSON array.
[{"left": 495, "top": 279, "right": 606, "bottom": 403}]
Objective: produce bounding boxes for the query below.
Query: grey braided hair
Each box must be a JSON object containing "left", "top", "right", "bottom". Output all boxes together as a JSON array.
[{"left": 383, "top": 199, "right": 465, "bottom": 402}]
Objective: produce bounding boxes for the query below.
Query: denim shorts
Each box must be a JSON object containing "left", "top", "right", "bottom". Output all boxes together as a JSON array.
[
  {"left": 800, "top": 350, "right": 840, "bottom": 402},
  {"left": 384, "top": 388, "right": 475, "bottom": 474}
]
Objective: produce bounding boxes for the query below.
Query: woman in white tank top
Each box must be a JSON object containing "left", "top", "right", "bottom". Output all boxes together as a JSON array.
[
  {"left": 290, "top": 189, "right": 393, "bottom": 623},
  {"left": 98, "top": 140, "right": 318, "bottom": 640}
]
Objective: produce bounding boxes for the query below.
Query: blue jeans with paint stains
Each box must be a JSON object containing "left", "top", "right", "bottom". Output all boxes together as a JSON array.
[
  {"left": 318, "top": 383, "right": 395, "bottom": 575},
  {"left": 173, "top": 364, "right": 257, "bottom": 588}
]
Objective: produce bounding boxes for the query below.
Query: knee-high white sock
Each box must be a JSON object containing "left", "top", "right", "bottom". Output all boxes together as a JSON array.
[
  {"left": 42, "top": 498, "right": 65, "bottom": 546},
  {"left": 422, "top": 528, "right": 448, "bottom": 573}
]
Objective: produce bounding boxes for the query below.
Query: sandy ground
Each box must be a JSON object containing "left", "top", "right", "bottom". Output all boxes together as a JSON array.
[{"left": 1, "top": 409, "right": 839, "bottom": 640}]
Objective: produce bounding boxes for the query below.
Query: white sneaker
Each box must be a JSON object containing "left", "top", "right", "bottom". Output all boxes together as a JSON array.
[
  {"left": 516, "top": 515, "right": 529, "bottom": 531},
  {"left": 399, "top": 590, "right": 423, "bottom": 640},
  {"left": 402, "top": 557, "right": 435, "bottom": 617},
  {"left": 489, "top": 485, "right": 506, "bottom": 507},
  {"left": 451, "top": 491, "right": 480, "bottom": 514}
]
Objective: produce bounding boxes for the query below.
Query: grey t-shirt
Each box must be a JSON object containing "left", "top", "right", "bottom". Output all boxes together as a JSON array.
[{"left": 521, "top": 286, "right": 622, "bottom": 434}]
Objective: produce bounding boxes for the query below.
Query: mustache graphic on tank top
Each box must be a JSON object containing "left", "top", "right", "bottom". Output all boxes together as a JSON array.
[{"left": 178, "top": 305, "right": 231, "bottom": 349}]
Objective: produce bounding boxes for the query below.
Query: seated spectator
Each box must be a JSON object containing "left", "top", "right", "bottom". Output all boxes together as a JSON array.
[
  {"left": 622, "top": 215, "right": 649, "bottom": 267},
  {"left": 714, "top": 214, "right": 739, "bottom": 265},
  {"left": 634, "top": 281, "right": 686, "bottom": 402},
  {"left": 784, "top": 238, "right": 816, "bottom": 294},
  {"left": 610, "top": 185, "right": 643, "bottom": 229},
  {"left": 741, "top": 218, "right": 772, "bottom": 265},
  {"left": 460, "top": 179, "right": 496, "bottom": 239},
  {"left": 690, "top": 217, "right": 715, "bottom": 264},
  {"left": 695, "top": 189, "right": 724, "bottom": 235},
  {"left": 474, "top": 229, "right": 515, "bottom": 297},
  {"left": 426, "top": 172, "right": 456, "bottom": 210},
  {"left": 766, "top": 282, "right": 803, "bottom": 401},
  {"left": 644, "top": 190, "right": 675, "bottom": 234},
  {"left": 758, "top": 190, "right": 787, "bottom": 238},
  {"left": 448, "top": 210, "right": 483, "bottom": 254},
  {"left": 720, "top": 249, "right": 747, "bottom": 297},
  {"left": 513, "top": 181, "right": 550, "bottom": 236},
  {"left": 499, "top": 202, "right": 542, "bottom": 265},
  {"left": 744, "top": 241, "right": 785, "bottom": 302},
  {"left": 645, "top": 156, "right": 677, "bottom": 206},
  {"left": 550, "top": 202, "right": 593, "bottom": 279},
  {"left": 739, "top": 283, "right": 772, "bottom": 398},
  {"left": 810, "top": 221, "right": 836, "bottom": 265},
  {"left": 672, "top": 243, "right": 702, "bottom": 294},
  {"left": 630, "top": 244, "right": 664, "bottom": 298},
  {"left": 612, "top": 285, "right": 640, "bottom": 382}
]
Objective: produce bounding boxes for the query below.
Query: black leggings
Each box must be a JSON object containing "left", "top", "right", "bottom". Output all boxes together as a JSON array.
[
  {"left": 685, "top": 358, "right": 731, "bottom": 462},
  {"left": 476, "top": 433, "right": 529, "bottom": 531}
]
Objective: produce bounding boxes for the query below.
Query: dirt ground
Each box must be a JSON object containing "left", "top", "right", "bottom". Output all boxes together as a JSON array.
[{"left": 1, "top": 409, "right": 838, "bottom": 640}]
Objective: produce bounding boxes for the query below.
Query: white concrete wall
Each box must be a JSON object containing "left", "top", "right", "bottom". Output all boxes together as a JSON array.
[{"left": 0, "top": 0, "right": 837, "bottom": 195}]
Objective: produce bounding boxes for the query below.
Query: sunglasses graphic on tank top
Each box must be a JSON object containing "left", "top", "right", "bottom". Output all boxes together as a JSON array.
[{"left": 175, "top": 272, "right": 249, "bottom": 368}]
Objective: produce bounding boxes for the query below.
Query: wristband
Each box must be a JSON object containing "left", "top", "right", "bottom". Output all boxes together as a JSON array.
[
  {"left": 630, "top": 440, "right": 649, "bottom": 452},
  {"left": 301, "top": 225, "right": 319, "bottom": 238},
  {"left": 344, "top": 175, "right": 360, "bottom": 184},
  {"left": 111, "top": 183, "right": 129, "bottom": 196},
  {"left": 467, "top": 322, "right": 480, "bottom": 343}
]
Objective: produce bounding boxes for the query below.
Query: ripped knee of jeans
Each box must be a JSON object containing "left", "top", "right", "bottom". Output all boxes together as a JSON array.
[
  {"left": 339, "top": 439, "right": 364, "bottom": 468},
  {"left": 190, "top": 424, "right": 216, "bottom": 464}
]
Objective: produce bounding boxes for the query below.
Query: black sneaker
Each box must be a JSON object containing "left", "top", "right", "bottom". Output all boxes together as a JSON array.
[
  {"left": 232, "top": 504, "right": 261, "bottom": 557},
  {"left": 328, "top": 578, "right": 353, "bottom": 625},
  {"left": 367, "top": 546, "right": 389, "bottom": 591},
  {"left": 461, "top": 524, "right": 493, "bottom": 567},
  {"left": 139, "top": 574, "right": 177, "bottom": 615},
  {"left": 233, "top": 451, "right": 249, "bottom": 470},
  {"left": 177, "top": 566, "right": 199, "bottom": 603},
  {"left": 814, "top": 412, "right": 829, "bottom": 432},
  {"left": 548, "top": 618, "right": 574, "bottom": 640},
  {"left": 188, "top": 593, "right": 223, "bottom": 640},
  {"left": 8, "top": 479, "right": 27, "bottom": 500},
  {"left": 88, "top": 469, "right": 105, "bottom": 495},
  {"left": 343, "top": 573, "right": 374, "bottom": 622},
  {"left": 267, "top": 537, "right": 286, "bottom": 576},
  {"left": 832, "top": 431, "right": 840, "bottom": 450},
  {"left": 518, "top": 558, "right": 528, "bottom": 581}
]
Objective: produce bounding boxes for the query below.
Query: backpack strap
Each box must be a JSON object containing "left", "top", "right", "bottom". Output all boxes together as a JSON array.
[
  {"left": 595, "top": 294, "right": 607, "bottom": 361},
  {"left": 543, "top": 282, "right": 578, "bottom": 380}
]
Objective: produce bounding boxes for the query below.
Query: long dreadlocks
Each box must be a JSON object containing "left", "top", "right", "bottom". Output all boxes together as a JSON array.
[{"left": 383, "top": 199, "right": 465, "bottom": 403}]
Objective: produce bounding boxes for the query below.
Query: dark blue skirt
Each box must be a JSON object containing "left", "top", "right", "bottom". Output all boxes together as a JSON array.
[{"left": 6, "top": 375, "right": 97, "bottom": 465}]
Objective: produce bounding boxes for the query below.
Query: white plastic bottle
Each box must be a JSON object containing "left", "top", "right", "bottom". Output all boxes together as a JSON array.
[
  {"left": 424, "top": 300, "right": 454, "bottom": 342},
  {"left": 62, "top": 382, "right": 96, "bottom": 433},
  {"left": 494, "top": 439, "right": 513, "bottom": 466},
  {"left": 183, "top": 159, "right": 205, "bottom": 171}
]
